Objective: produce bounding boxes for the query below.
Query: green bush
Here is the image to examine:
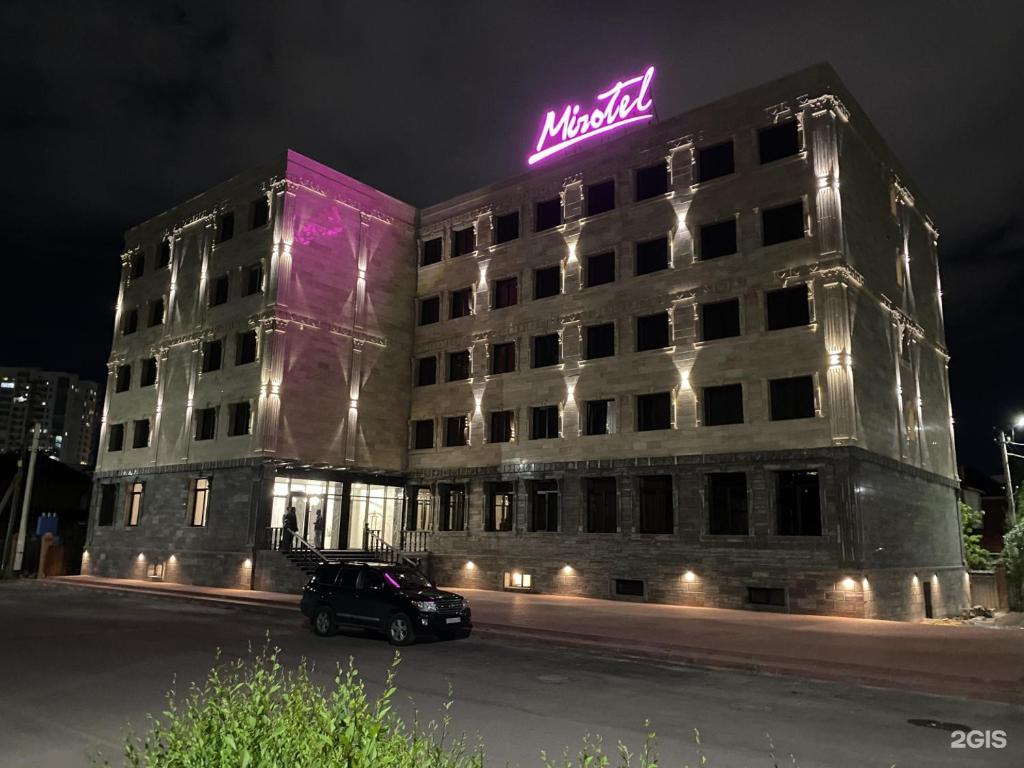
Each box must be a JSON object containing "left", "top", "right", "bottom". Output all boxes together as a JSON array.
[
  {"left": 960, "top": 502, "right": 992, "bottom": 571},
  {"left": 1003, "top": 518, "right": 1024, "bottom": 611}
]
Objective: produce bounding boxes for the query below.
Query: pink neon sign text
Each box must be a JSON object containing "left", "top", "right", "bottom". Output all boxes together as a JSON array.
[{"left": 528, "top": 66, "right": 655, "bottom": 165}]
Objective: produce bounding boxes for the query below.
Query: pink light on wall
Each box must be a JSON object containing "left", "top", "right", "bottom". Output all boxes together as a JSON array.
[{"left": 528, "top": 66, "right": 655, "bottom": 165}]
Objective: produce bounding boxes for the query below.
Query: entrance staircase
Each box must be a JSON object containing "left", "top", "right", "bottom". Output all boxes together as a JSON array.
[{"left": 281, "top": 547, "right": 375, "bottom": 577}]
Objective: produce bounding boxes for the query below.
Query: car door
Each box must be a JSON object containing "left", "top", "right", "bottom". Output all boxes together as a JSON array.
[
  {"left": 329, "top": 566, "right": 362, "bottom": 625},
  {"left": 352, "top": 568, "right": 389, "bottom": 628}
]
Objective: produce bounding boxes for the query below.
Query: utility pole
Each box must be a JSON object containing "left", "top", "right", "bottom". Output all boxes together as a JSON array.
[
  {"left": 13, "top": 423, "right": 41, "bottom": 573},
  {"left": 998, "top": 431, "right": 1017, "bottom": 528},
  {"left": 1, "top": 468, "right": 23, "bottom": 575}
]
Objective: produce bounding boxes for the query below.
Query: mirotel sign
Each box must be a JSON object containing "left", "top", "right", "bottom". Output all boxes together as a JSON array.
[{"left": 528, "top": 66, "right": 655, "bottom": 165}]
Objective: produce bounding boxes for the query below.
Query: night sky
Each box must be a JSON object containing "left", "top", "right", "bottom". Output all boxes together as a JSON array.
[{"left": 3, "top": 2, "right": 1022, "bottom": 473}]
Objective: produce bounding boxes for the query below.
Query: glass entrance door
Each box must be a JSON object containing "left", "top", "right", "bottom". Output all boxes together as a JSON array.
[{"left": 347, "top": 484, "right": 404, "bottom": 549}]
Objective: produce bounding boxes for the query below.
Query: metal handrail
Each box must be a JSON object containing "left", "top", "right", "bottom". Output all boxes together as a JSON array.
[{"left": 291, "top": 531, "right": 328, "bottom": 563}]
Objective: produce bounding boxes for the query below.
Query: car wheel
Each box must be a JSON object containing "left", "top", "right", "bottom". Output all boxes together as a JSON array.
[
  {"left": 386, "top": 612, "right": 414, "bottom": 646},
  {"left": 312, "top": 606, "right": 336, "bottom": 637}
]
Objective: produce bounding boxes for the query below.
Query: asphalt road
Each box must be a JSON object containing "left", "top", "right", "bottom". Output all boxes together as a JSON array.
[{"left": 0, "top": 581, "right": 1019, "bottom": 768}]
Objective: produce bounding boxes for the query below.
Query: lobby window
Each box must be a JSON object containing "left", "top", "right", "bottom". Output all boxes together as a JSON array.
[
  {"left": 766, "top": 285, "right": 810, "bottom": 330},
  {"left": 450, "top": 287, "right": 473, "bottom": 319},
  {"left": 130, "top": 252, "right": 145, "bottom": 279},
  {"left": 532, "top": 333, "right": 560, "bottom": 368},
  {"left": 189, "top": 478, "right": 210, "bottom": 527},
  {"left": 586, "top": 179, "right": 615, "bottom": 216},
  {"left": 493, "top": 276, "right": 518, "bottom": 309},
  {"left": 495, "top": 211, "right": 520, "bottom": 244},
  {"left": 489, "top": 410, "right": 514, "bottom": 443},
  {"left": 452, "top": 226, "right": 476, "bottom": 257},
  {"left": 121, "top": 308, "right": 138, "bottom": 336},
  {"left": 444, "top": 415, "right": 468, "bottom": 447},
  {"left": 703, "top": 383, "right": 744, "bottom": 426},
  {"left": 115, "top": 364, "right": 132, "bottom": 393},
  {"left": 491, "top": 342, "right": 516, "bottom": 374},
  {"left": 107, "top": 424, "right": 124, "bottom": 452},
  {"left": 244, "top": 263, "right": 264, "bottom": 296},
  {"left": 707, "top": 472, "right": 748, "bottom": 535},
  {"left": 148, "top": 297, "right": 165, "bottom": 327},
  {"left": 586, "top": 477, "right": 617, "bottom": 533},
  {"left": 194, "top": 407, "right": 217, "bottom": 441},
  {"left": 140, "top": 357, "right": 157, "bottom": 387},
  {"left": 412, "top": 419, "right": 434, "bottom": 449},
  {"left": 635, "top": 162, "right": 668, "bottom": 201},
  {"left": 699, "top": 219, "right": 737, "bottom": 261},
  {"left": 585, "top": 323, "right": 615, "bottom": 360},
  {"left": 132, "top": 419, "right": 150, "bottom": 449},
  {"left": 157, "top": 240, "right": 171, "bottom": 268},
  {"left": 418, "top": 296, "right": 440, "bottom": 326},
  {"left": 448, "top": 350, "right": 471, "bottom": 381},
  {"left": 217, "top": 212, "right": 234, "bottom": 243},
  {"left": 759, "top": 121, "right": 800, "bottom": 165},
  {"left": 228, "top": 401, "right": 252, "bottom": 436},
  {"left": 209, "top": 274, "right": 230, "bottom": 307},
  {"left": 700, "top": 298, "right": 741, "bottom": 341},
  {"left": 529, "top": 480, "right": 559, "bottom": 532},
  {"left": 776, "top": 470, "right": 822, "bottom": 536},
  {"left": 635, "top": 236, "right": 669, "bottom": 276},
  {"left": 534, "top": 265, "right": 561, "bottom": 299},
  {"left": 762, "top": 201, "right": 805, "bottom": 246},
  {"left": 439, "top": 485, "right": 467, "bottom": 531},
  {"left": 98, "top": 484, "right": 117, "bottom": 526},
  {"left": 769, "top": 376, "right": 816, "bottom": 420},
  {"left": 638, "top": 475, "right": 673, "bottom": 534},
  {"left": 535, "top": 196, "right": 562, "bottom": 232},
  {"left": 202, "top": 339, "right": 223, "bottom": 373},
  {"left": 416, "top": 356, "right": 437, "bottom": 387},
  {"left": 250, "top": 196, "right": 270, "bottom": 229},
  {"left": 697, "top": 140, "right": 735, "bottom": 183},
  {"left": 531, "top": 405, "right": 559, "bottom": 439},
  {"left": 585, "top": 251, "right": 615, "bottom": 287},
  {"left": 485, "top": 482, "right": 514, "bottom": 532},
  {"left": 421, "top": 237, "right": 443, "bottom": 266},
  {"left": 637, "top": 392, "right": 672, "bottom": 431},
  {"left": 584, "top": 399, "right": 612, "bottom": 435},
  {"left": 125, "top": 481, "right": 144, "bottom": 527},
  {"left": 236, "top": 330, "right": 258, "bottom": 365},
  {"left": 636, "top": 312, "right": 670, "bottom": 351}
]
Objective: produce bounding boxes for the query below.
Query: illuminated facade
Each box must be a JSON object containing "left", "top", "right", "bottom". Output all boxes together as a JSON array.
[{"left": 85, "top": 64, "right": 967, "bottom": 620}]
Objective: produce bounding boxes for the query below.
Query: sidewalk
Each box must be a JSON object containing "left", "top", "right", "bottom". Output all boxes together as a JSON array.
[{"left": 49, "top": 575, "right": 1024, "bottom": 704}]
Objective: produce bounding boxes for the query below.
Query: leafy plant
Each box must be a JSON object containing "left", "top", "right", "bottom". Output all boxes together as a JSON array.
[
  {"left": 960, "top": 502, "right": 992, "bottom": 571},
  {"left": 1002, "top": 518, "right": 1024, "bottom": 611}
]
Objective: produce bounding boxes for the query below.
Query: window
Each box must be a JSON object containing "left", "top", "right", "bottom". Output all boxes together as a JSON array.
[
  {"left": 776, "top": 470, "right": 822, "bottom": 536},
  {"left": 250, "top": 196, "right": 270, "bottom": 228},
  {"left": 534, "top": 266, "right": 561, "bottom": 299},
  {"left": 448, "top": 350, "right": 471, "bottom": 381},
  {"left": 495, "top": 211, "right": 519, "bottom": 244},
  {"left": 217, "top": 212, "right": 234, "bottom": 243},
  {"left": 130, "top": 253, "right": 145, "bottom": 279},
  {"left": 707, "top": 472, "right": 748, "bottom": 535},
  {"left": 765, "top": 285, "right": 810, "bottom": 330},
  {"left": 189, "top": 478, "right": 210, "bottom": 526},
  {"left": 638, "top": 476, "right": 673, "bottom": 534},
  {"left": 491, "top": 342, "right": 516, "bottom": 374},
  {"left": 636, "top": 312, "right": 670, "bottom": 351},
  {"left": 635, "top": 162, "right": 668, "bottom": 200},
  {"left": 535, "top": 197, "right": 562, "bottom": 231},
  {"left": 98, "top": 484, "right": 117, "bottom": 526},
  {"left": 210, "top": 274, "right": 229, "bottom": 307},
  {"left": 585, "top": 251, "right": 615, "bottom": 287},
  {"left": 585, "top": 323, "right": 615, "bottom": 359},
  {"left": 148, "top": 297, "right": 165, "bottom": 327},
  {"left": 614, "top": 579, "right": 645, "bottom": 597},
  {"left": 493, "top": 277, "right": 518, "bottom": 309},
  {"left": 762, "top": 201, "right": 805, "bottom": 246},
  {"left": 140, "top": 357, "right": 157, "bottom": 387},
  {"left": 228, "top": 401, "right": 252, "bottom": 436},
  {"left": 748, "top": 587, "right": 786, "bottom": 607},
  {"left": 486, "top": 482, "right": 514, "bottom": 532},
  {"left": 157, "top": 240, "right": 171, "bottom": 268},
  {"left": 450, "top": 288, "right": 473, "bottom": 319},
  {"left": 769, "top": 376, "right": 815, "bottom": 420},
  {"left": 586, "top": 179, "right": 615, "bottom": 216},
  {"left": 699, "top": 219, "right": 737, "bottom": 260},
  {"left": 439, "top": 485, "right": 466, "bottom": 531},
  {"left": 697, "top": 141, "right": 735, "bottom": 183},
  {"left": 419, "top": 296, "right": 440, "bottom": 325},
  {"left": 115, "top": 364, "right": 132, "bottom": 393},
  {"left": 452, "top": 226, "right": 475, "bottom": 257},
  {"left": 637, "top": 392, "right": 672, "bottom": 431},
  {"left": 125, "top": 481, "right": 144, "bottom": 526},
  {"left": 107, "top": 424, "right": 124, "bottom": 452},
  {"left": 635, "top": 236, "right": 669, "bottom": 275},
  {"left": 132, "top": 419, "right": 150, "bottom": 449},
  {"left": 235, "top": 330, "right": 258, "bottom": 365},
  {"left": 530, "top": 480, "right": 559, "bottom": 532},
  {"left": 413, "top": 420, "right": 434, "bottom": 449},
  {"left": 759, "top": 121, "right": 800, "bottom": 165},
  {"left": 416, "top": 356, "right": 437, "bottom": 386},
  {"left": 531, "top": 405, "right": 559, "bottom": 439},
  {"left": 489, "top": 410, "right": 514, "bottom": 443},
  {"left": 244, "top": 264, "right": 263, "bottom": 296},
  {"left": 700, "top": 299, "right": 741, "bottom": 341},
  {"left": 703, "top": 384, "right": 743, "bottom": 426},
  {"left": 194, "top": 407, "right": 217, "bottom": 441},
  {"left": 584, "top": 399, "right": 611, "bottom": 435},
  {"left": 122, "top": 308, "right": 138, "bottom": 336},
  {"left": 202, "top": 339, "right": 223, "bottom": 373},
  {"left": 444, "top": 415, "right": 468, "bottom": 447},
  {"left": 586, "top": 477, "right": 617, "bottom": 533},
  {"left": 422, "top": 237, "right": 443, "bottom": 266},
  {"left": 532, "top": 333, "right": 560, "bottom": 368}
]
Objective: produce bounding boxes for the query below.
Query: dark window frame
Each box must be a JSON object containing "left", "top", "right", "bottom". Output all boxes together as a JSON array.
[
  {"left": 421, "top": 237, "right": 443, "bottom": 266},
  {"left": 765, "top": 285, "right": 811, "bottom": 331},
  {"left": 584, "top": 399, "right": 612, "bottom": 436},
  {"left": 416, "top": 356, "right": 437, "bottom": 387},
  {"left": 533, "top": 265, "right": 561, "bottom": 300},
  {"left": 452, "top": 226, "right": 476, "bottom": 257},
  {"left": 202, "top": 339, "right": 223, "bottom": 373},
  {"left": 703, "top": 383, "right": 744, "bottom": 426},
  {"left": 148, "top": 297, "right": 165, "bottom": 327},
  {"left": 700, "top": 298, "right": 741, "bottom": 342},
  {"left": 139, "top": 357, "right": 157, "bottom": 388},
  {"left": 115, "top": 364, "right": 132, "bottom": 393},
  {"left": 418, "top": 296, "right": 440, "bottom": 326},
  {"left": 228, "top": 401, "right": 252, "bottom": 437},
  {"left": 443, "top": 415, "right": 468, "bottom": 447},
  {"left": 529, "top": 480, "right": 559, "bottom": 532},
  {"left": 250, "top": 196, "right": 270, "bottom": 229},
  {"left": 775, "top": 470, "right": 823, "bottom": 536},
  {"left": 485, "top": 482, "right": 515, "bottom": 532},
  {"left": 209, "top": 274, "right": 230, "bottom": 307},
  {"left": 698, "top": 218, "right": 738, "bottom": 261},
  {"left": 584, "top": 323, "right": 615, "bottom": 360},
  {"left": 535, "top": 197, "right": 563, "bottom": 232},
  {"left": 637, "top": 392, "right": 672, "bottom": 431},
  {"left": 450, "top": 287, "right": 473, "bottom": 319},
  {"left": 491, "top": 342, "right": 516, "bottom": 375},
  {"left": 530, "top": 405, "right": 560, "bottom": 440},
  {"left": 707, "top": 472, "right": 749, "bottom": 536},
  {"left": 585, "top": 251, "right": 615, "bottom": 287},
  {"left": 532, "top": 333, "right": 560, "bottom": 368},
  {"left": 585, "top": 179, "right": 616, "bottom": 217},
  {"left": 637, "top": 475, "right": 674, "bottom": 534},
  {"left": 439, "top": 485, "right": 467, "bottom": 531},
  {"left": 235, "top": 330, "right": 258, "bottom": 366},
  {"left": 492, "top": 276, "right": 519, "bottom": 309},
  {"left": 769, "top": 376, "right": 816, "bottom": 421},
  {"left": 131, "top": 419, "right": 150, "bottom": 449},
  {"left": 98, "top": 484, "right": 117, "bottom": 525},
  {"left": 761, "top": 201, "right": 806, "bottom": 246},
  {"left": 448, "top": 350, "right": 471, "bottom": 382},
  {"left": 696, "top": 140, "right": 735, "bottom": 183},
  {"left": 217, "top": 212, "right": 234, "bottom": 243},
  {"left": 635, "top": 162, "right": 669, "bottom": 201},
  {"left": 494, "top": 211, "right": 520, "bottom": 244},
  {"left": 758, "top": 121, "right": 801, "bottom": 165},
  {"left": 194, "top": 407, "right": 217, "bottom": 441},
  {"left": 243, "top": 263, "right": 264, "bottom": 296},
  {"left": 412, "top": 419, "right": 435, "bottom": 450},
  {"left": 635, "top": 236, "right": 669, "bottom": 276},
  {"left": 107, "top": 424, "right": 124, "bottom": 452},
  {"left": 489, "top": 410, "right": 514, "bottom": 443},
  {"left": 636, "top": 312, "right": 671, "bottom": 352},
  {"left": 585, "top": 477, "right": 617, "bottom": 533}
]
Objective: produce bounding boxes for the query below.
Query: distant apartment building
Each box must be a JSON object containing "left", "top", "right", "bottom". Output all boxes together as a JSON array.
[
  {"left": 84, "top": 63, "right": 967, "bottom": 620},
  {"left": 0, "top": 367, "right": 98, "bottom": 467}
]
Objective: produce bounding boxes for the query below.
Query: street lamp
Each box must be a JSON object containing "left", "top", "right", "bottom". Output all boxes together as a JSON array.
[{"left": 997, "top": 416, "right": 1024, "bottom": 527}]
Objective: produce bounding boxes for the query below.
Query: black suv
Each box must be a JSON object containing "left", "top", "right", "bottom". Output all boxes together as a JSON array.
[{"left": 300, "top": 561, "right": 472, "bottom": 645}]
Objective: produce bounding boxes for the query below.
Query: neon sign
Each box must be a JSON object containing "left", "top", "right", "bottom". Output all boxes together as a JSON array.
[{"left": 528, "top": 66, "right": 655, "bottom": 165}]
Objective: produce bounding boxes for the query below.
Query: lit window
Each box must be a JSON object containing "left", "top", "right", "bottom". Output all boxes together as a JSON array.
[
  {"left": 189, "top": 477, "right": 210, "bottom": 526},
  {"left": 504, "top": 571, "right": 532, "bottom": 589},
  {"left": 126, "top": 481, "right": 144, "bottom": 527}
]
